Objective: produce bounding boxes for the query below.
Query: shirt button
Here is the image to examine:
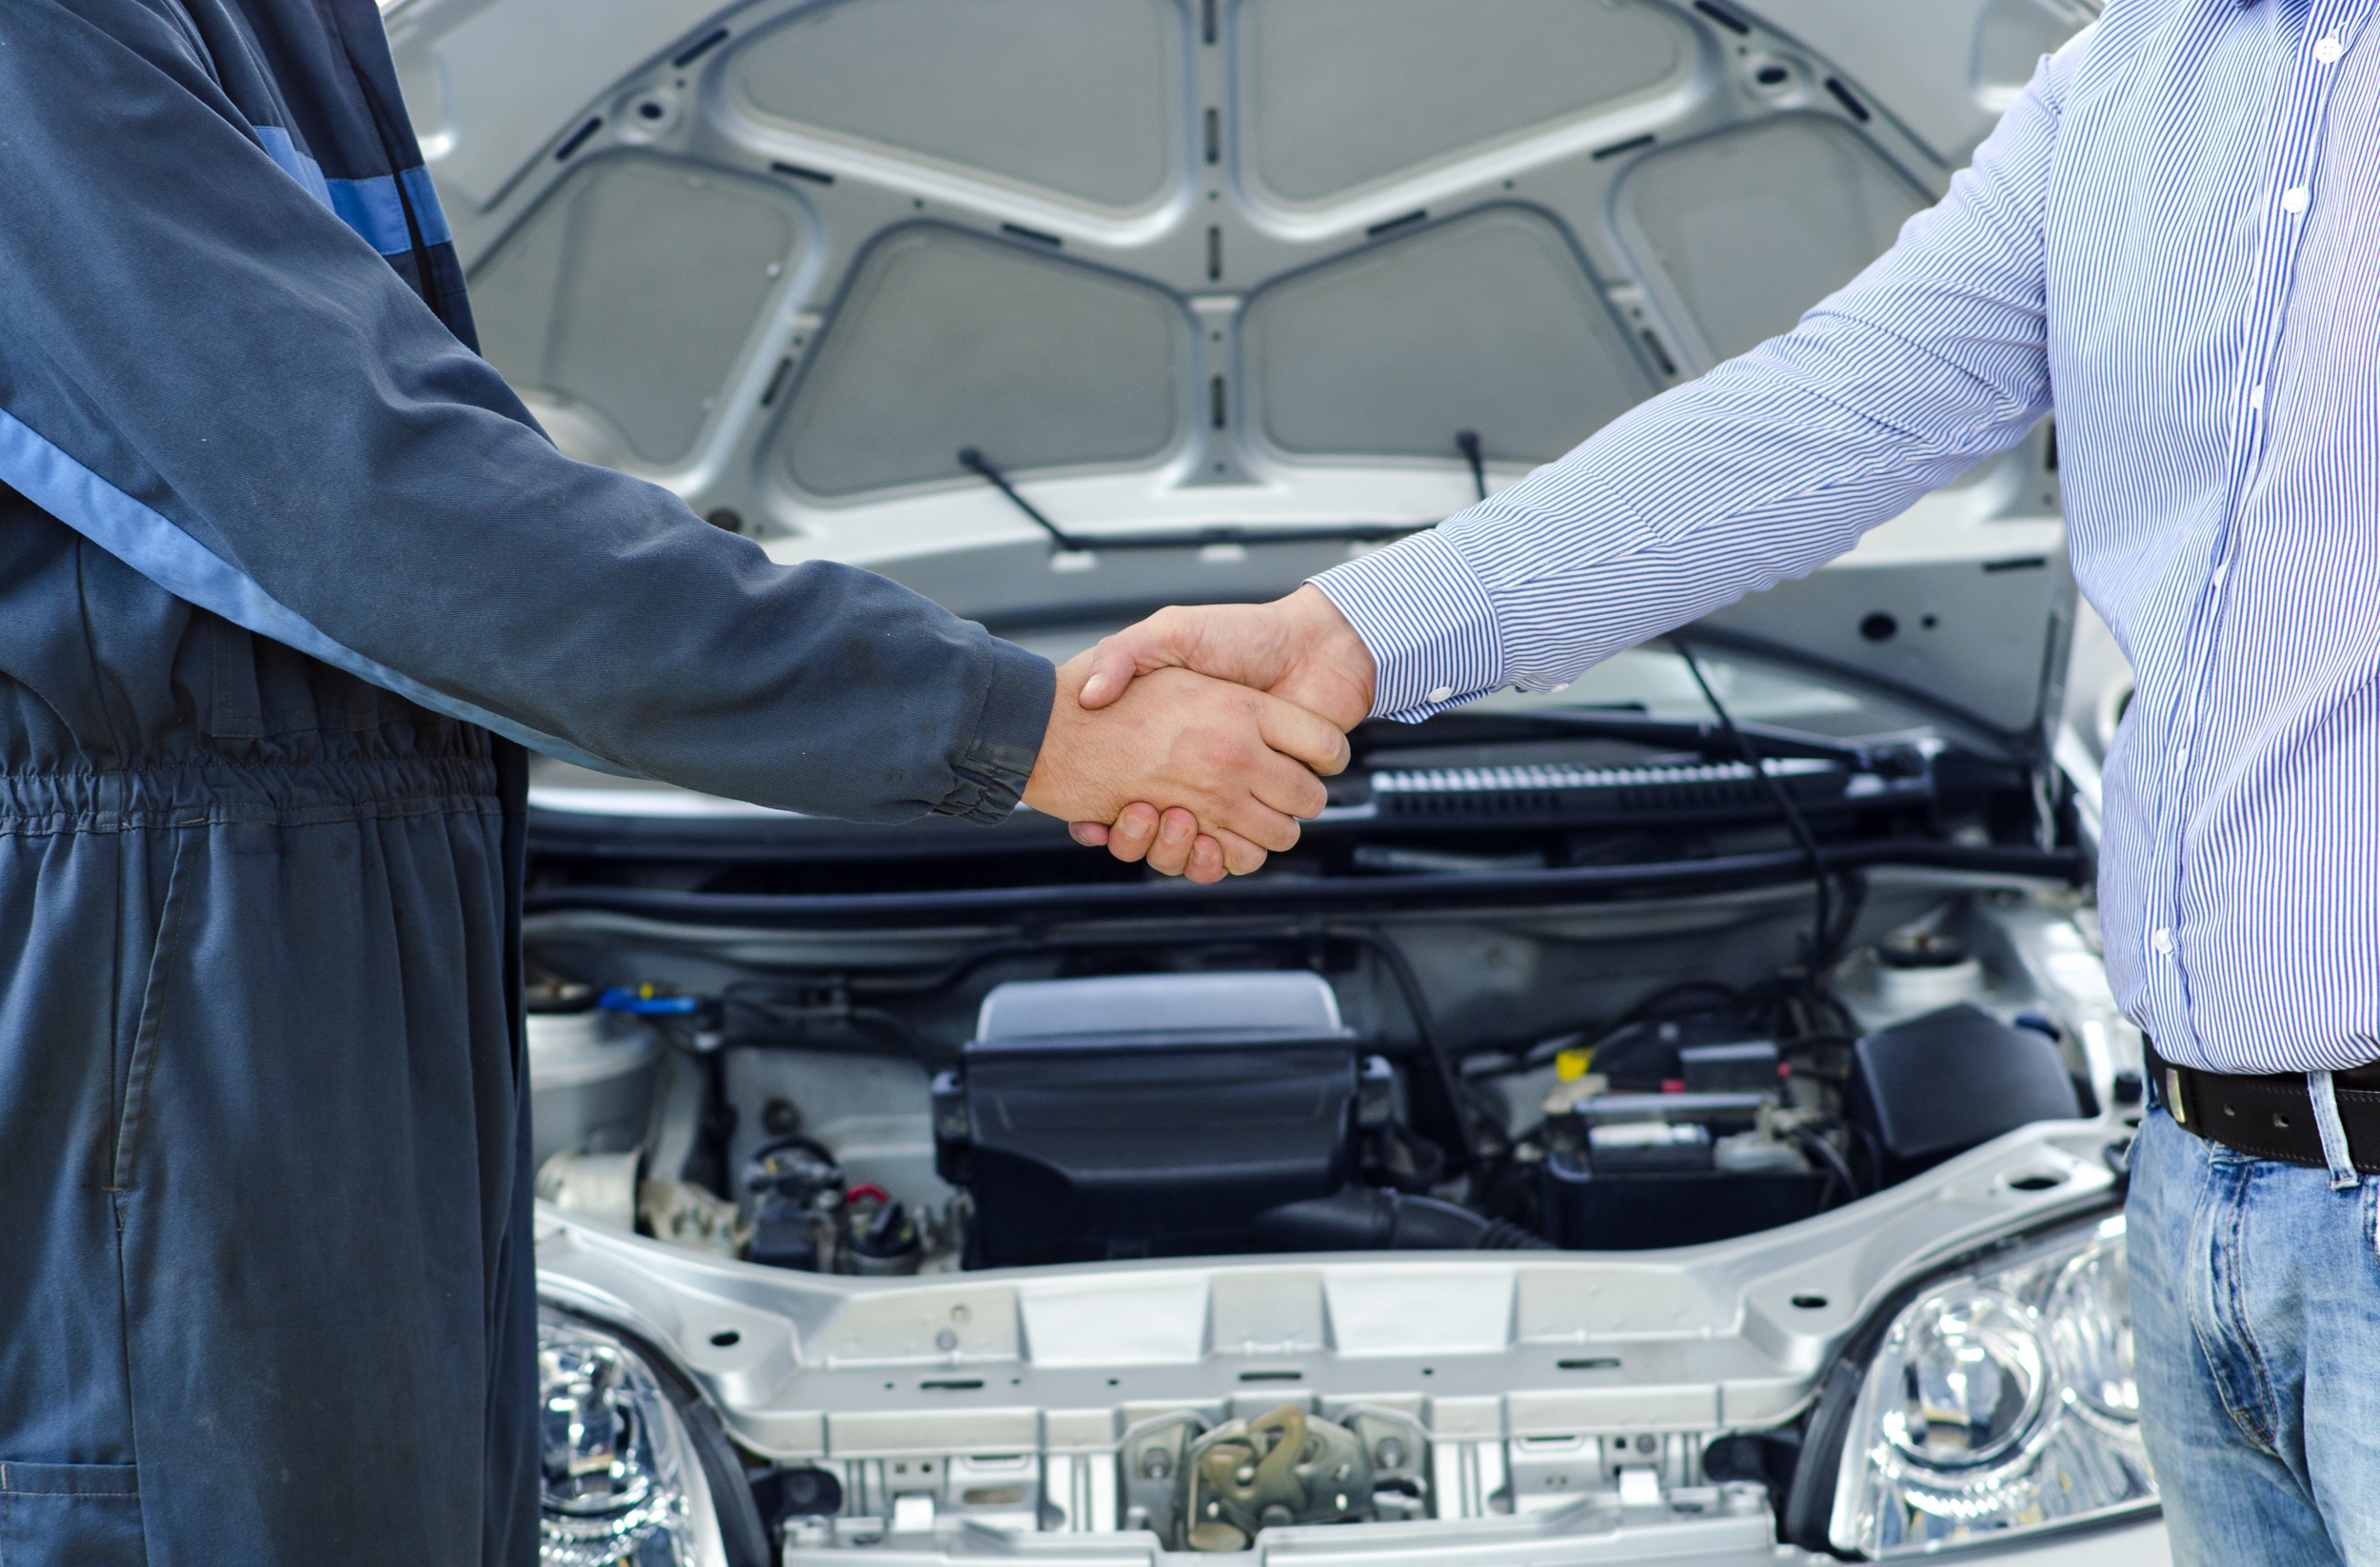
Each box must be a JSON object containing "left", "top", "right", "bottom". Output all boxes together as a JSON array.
[
  {"left": 2152, "top": 927, "right": 2175, "bottom": 956},
  {"left": 1550, "top": 683, "right": 1572, "bottom": 694},
  {"left": 2249, "top": 385, "right": 2265, "bottom": 410},
  {"left": 2315, "top": 34, "right": 2345, "bottom": 62},
  {"left": 1427, "top": 685, "right": 1455, "bottom": 704},
  {"left": 2212, "top": 562, "right": 2230, "bottom": 586},
  {"left": 2282, "top": 185, "right": 2311, "bottom": 214}
]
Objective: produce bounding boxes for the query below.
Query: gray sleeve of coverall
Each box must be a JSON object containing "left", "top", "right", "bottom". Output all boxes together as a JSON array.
[{"left": 0, "top": 0, "right": 1053, "bottom": 823}]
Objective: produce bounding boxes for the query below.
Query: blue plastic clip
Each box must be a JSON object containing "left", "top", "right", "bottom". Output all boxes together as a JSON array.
[{"left": 598, "top": 985, "right": 703, "bottom": 1017}]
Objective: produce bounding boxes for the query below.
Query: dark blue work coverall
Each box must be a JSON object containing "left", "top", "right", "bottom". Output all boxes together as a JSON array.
[{"left": 0, "top": 1, "right": 1056, "bottom": 1561}]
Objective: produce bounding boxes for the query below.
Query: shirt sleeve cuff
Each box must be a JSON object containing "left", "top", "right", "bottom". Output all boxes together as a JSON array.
[
  {"left": 1309, "top": 528, "right": 1505, "bottom": 723},
  {"left": 933, "top": 636, "right": 1055, "bottom": 823}
]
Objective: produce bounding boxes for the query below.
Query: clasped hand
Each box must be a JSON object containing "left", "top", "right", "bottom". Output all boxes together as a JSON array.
[{"left": 1019, "top": 586, "right": 1377, "bottom": 883}]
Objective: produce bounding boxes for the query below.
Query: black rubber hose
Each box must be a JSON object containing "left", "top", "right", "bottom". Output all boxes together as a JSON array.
[
  {"left": 1326, "top": 928, "right": 1481, "bottom": 1168},
  {"left": 1790, "top": 1123, "right": 1861, "bottom": 1209},
  {"left": 1670, "top": 635, "right": 1838, "bottom": 968}
]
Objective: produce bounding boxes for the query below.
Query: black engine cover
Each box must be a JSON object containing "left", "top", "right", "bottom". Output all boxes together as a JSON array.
[
  {"left": 934, "top": 974, "right": 1360, "bottom": 1267},
  {"left": 1852, "top": 1003, "right": 2084, "bottom": 1175}
]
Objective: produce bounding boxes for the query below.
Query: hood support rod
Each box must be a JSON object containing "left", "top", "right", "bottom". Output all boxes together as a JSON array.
[
  {"left": 1457, "top": 429, "right": 1488, "bottom": 502},
  {"left": 960, "top": 446, "right": 1087, "bottom": 552}
]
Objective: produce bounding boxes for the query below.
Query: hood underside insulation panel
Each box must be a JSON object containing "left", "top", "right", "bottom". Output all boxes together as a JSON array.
[{"left": 387, "top": 0, "right": 2096, "bottom": 735}]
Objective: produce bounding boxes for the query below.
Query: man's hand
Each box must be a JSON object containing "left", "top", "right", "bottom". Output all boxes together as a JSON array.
[
  {"left": 1023, "top": 652, "right": 1351, "bottom": 884},
  {"left": 1077, "top": 585, "right": 1377, "bottom": 728},
  {"left": 1065, "top": 586, "right": 1377, "bottom": 874}
]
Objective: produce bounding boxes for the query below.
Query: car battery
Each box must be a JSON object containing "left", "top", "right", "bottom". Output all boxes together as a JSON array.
[{"left": 1539, "top": 1090, "right": 1824, "bottom": 1249}]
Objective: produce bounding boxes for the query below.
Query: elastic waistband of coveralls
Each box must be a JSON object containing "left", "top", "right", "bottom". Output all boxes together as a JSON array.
[{"left": 0, "top": 750, "right": 505, "bottom": 835}]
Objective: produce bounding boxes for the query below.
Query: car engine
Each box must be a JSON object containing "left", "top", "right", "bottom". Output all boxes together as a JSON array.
[
  {"left": 515, "top": 752, "right": 2130, "bottom": 1558},
  {"left": 527, "top": 903, "right": 2089, "bottom": 1278}
]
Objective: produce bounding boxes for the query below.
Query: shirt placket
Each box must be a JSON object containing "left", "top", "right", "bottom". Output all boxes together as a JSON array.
[{"left": 2143, "top": 0, "right": 2372, "bottom": 1056}]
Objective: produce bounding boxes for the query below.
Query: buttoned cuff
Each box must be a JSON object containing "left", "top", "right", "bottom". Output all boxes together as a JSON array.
[{"left": 1309, "top": 528, "right": 1506, "bottom": 723}]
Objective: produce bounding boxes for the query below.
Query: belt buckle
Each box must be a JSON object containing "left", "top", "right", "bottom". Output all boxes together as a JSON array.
[{"left": 2167, "top": 1067, "right": 2188, "bottom": 1125}]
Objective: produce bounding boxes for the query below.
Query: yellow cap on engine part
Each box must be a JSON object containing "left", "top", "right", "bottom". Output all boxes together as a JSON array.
[{"left": 1555, "top": 1046, "right": 1595, "bottom": 1081}]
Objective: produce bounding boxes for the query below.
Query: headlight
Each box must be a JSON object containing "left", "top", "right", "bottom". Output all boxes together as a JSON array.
[
  {"left": 539, "top": 1312, "right": 731, "bottom": 1567},
  {"left": 1826, "top": 1212, "right": 2153, "bottom": 1555}
]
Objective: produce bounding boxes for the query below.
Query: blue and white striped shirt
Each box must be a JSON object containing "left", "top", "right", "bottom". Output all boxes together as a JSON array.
[{"left": 1312, "top": 0, "right": 2380, "bottom": 1076}]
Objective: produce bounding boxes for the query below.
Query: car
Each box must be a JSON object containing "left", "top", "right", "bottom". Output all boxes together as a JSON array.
[{"left": 380, "top": 0, "right": 2162, "bottom": 1561}]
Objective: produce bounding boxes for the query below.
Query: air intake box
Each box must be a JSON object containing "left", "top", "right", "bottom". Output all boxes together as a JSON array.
[
  {"left": 1852, "top": 1003, "right": 2084, "bottom": 1176},
  {"left": 934, "top": 973, "right": 1363, "bottom": 1267}
]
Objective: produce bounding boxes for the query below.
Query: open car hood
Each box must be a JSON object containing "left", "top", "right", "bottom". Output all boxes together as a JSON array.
[{"left": 387, "top": 0, "right": 2095, "bottom": 747}]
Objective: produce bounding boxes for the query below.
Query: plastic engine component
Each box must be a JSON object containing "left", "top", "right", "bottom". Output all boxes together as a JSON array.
[
  {"left": 1678, "top": 1039, "right": 1780, "bottom": 1093},
  {"left": 1852, "top": 1003, "right": 2083, "bottom": 1171},
  {"left": 936, "top": 973, "right": 1363, "bottom": 1267},
  {"left": 743, "top": 1137, "right": 844, "bottom": 1271},
  {"left": 1539, "top": 1081, "right": 1819, "bottom": 1247},
  {"left": 1252, "top": 1186, "right": 1549, "bottom": 1251},
  {"left": 1539, "top": 1152, "right": 1825, "bottom": 1248}
]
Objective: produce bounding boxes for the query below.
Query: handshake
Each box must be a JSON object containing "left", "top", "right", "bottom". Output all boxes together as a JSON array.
[{"left": 1019, "top": 585, "right": 1379, "bottom": 883}]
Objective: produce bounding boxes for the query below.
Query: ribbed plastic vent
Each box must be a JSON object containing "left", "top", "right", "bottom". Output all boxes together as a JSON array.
[{"left": 1368, "top": 757, "right": 1835, "bottom": 821}]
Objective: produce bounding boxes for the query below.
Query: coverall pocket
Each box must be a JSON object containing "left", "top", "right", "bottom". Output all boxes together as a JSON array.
[
  {"left": 109, "top": 830, "right": 190, "bottom": 1193},
  {"left": 0, "top": 1461, "right": 144, "bottom": 1565}
]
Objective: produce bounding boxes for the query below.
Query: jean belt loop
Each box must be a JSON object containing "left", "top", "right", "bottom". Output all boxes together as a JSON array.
[{"left": 2310, "top": 1070, "right": 2361, "bottom": 1190}]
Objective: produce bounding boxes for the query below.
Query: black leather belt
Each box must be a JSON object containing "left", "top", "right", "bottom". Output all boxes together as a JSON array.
[{"left": 2148, "top": 1041, "right": 2380, "bottom": 1173}]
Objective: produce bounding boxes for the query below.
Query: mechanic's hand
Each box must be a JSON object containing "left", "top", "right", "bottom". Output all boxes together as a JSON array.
[
  {"left": 1066, "top": 586, "right": 1377, "bottom": 871},
  {"left": 1023, "top": 653, "right": 1351, "bottom": 883}
]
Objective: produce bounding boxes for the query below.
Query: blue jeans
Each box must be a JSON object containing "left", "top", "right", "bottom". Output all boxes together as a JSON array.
[{"left": 2131, "top": 1100, "right": 2380, "bottom": 1564}]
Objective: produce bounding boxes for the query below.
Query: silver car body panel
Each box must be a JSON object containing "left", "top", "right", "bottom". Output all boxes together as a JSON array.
[{"left": 544, "top": 1121, "right": 2116, "bottom": 1456}]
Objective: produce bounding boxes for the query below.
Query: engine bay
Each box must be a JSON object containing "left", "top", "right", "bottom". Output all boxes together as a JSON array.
[
  {"left": 516, "top": 681, "right": 2130, "bottom": 1555},
  {"left": 526, "top": 882, "right": 2101, "bottom": 1280},
  {"left": 523, "top": 659, "right": 2103, "bottom": 1277}
]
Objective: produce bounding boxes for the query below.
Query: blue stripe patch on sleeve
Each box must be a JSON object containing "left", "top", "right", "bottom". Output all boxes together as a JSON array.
[{"left": 252, "top": 123, "right": 454, "bottom": 256}]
